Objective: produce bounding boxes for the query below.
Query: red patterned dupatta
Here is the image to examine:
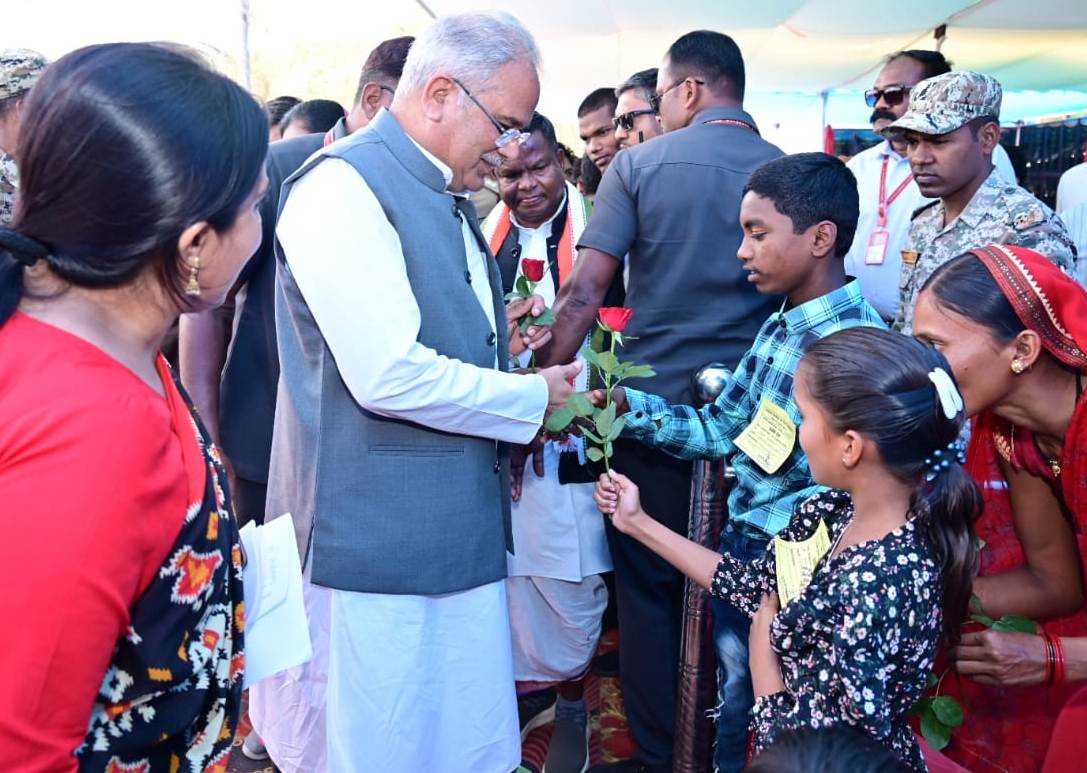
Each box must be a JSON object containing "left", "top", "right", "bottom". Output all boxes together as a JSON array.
[
  {"left": 937, "top": 245, "right": 1087, "bottom": 773},
  {"left": 970, "top": 244, "right": 1087, "bottom": 529}
]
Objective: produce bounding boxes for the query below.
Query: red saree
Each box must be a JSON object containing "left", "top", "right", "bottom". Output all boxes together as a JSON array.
[{"left": 939, "top": 245, "right": 1087, "bottom": 772}]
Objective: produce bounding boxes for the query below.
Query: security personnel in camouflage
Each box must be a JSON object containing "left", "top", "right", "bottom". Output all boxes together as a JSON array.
[
  {"left": 885, "top": 70, "right": 1076, "bottom": 333},
  {"left": 0, "top": 49, "right": 49, "bottom": 226}
]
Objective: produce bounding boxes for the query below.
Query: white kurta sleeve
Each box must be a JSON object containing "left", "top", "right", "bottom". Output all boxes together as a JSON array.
[{"left": 277, "top": 158, "right": 547, "bottom": 445}]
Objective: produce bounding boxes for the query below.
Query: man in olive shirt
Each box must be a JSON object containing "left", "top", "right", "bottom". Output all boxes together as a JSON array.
[{"left": 541, "top": 30, "right": 782, "bottom": 773}]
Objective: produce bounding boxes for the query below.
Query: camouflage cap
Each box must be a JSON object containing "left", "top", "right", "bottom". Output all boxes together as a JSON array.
[
  {"left": 884, "top": 71, "right": 1002, "bottom": 138},
  {"left": 0, "top": 49, "right": 49, "bottom": 101}
]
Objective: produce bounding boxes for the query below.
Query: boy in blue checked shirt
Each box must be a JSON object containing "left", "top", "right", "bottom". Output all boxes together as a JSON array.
[{"left": 591, "top": 152, "right": 885, "bottom": 773}]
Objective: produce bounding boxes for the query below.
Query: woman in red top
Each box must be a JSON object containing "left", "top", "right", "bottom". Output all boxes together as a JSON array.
[
  {"left": 0, "top": 43, "right": 267, "bottom": 771},
  {"left": 913, "top": 244, "right": 1087, "bottom": 771}
]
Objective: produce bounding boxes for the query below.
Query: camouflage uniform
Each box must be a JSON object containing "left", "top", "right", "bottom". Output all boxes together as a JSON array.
[
  {"left": 893, "top": 168, "right": 1076, "bottom": 332},
  {"left": 0, "top": 151, "right": 16, "bottom": 226},
  {"left": 885, "top": 70, "right": 1078, "bottom": 332},
  {"left": 0, "top": 49, "right": 49, "bottom": 227}
]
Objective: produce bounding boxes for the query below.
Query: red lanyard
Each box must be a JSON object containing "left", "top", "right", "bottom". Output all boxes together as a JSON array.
[
  {"left": 703, "top": 118, "right": 759, "bottom": 134},
  {"left": 878, "top": 156, "right": 914, "bottom": 227}
]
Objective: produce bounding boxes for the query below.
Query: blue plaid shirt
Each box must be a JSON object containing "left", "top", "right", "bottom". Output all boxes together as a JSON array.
[{"left": 623, "top": 280, "right": 885, "bottom": 538}]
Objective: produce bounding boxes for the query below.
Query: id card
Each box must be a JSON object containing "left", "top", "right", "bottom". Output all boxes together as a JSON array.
[
  {"left": 734, "top": 399, "right": 796, "bottom": 474},
  {"left": 865, "top": 229, "right": 889, "bottom": 265},
  {"left": 775, "top": 518, "right": 831, "bottom": 607}
]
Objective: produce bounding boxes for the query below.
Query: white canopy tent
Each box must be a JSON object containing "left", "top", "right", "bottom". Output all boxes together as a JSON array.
[{"left": 6, "top": 0, "right": 1087, "bottom": 151}]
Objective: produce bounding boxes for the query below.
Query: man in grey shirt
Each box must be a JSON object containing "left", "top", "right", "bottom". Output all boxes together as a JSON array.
[{"left": 540, "top": 30, "right": 782, "bottom": 773}]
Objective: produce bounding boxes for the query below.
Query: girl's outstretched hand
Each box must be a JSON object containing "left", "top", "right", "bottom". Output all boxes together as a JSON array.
[{"left": 594, "top": 470, "right": 645, "bottom": 534}]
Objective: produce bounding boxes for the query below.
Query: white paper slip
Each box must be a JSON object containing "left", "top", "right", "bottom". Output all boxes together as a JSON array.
[{"left": 240, "top": 513, "right": 312, "bottom": 688}]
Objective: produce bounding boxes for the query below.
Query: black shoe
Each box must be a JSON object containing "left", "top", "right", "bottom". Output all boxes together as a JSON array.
[
  {"left": 543, "top": 700, "right": 589, "bottom": 773},
  {"left": 590, "top": 649, "right": 620, "bottom": 678},
  {"left": 585, "top": 761, "right": 650, "bottom": 773},
  {"left": 518, "top": 688, "right": 557, "bottom": 741}
]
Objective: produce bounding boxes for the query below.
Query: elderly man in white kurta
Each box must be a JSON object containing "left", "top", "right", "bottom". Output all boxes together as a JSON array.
[{"left": 250, "top": 13, "right": 580, "bottom": 773}]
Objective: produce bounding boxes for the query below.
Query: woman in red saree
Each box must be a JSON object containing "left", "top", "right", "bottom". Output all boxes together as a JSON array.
[{"left": 913, "top": 244, "right": 1087, "bottom": 772}]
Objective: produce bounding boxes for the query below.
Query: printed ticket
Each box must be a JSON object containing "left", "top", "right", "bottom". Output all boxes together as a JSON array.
[
  {"left": 775, "top": 518, "right": 831, "bottom": 607},
  {"left": 734, "top": 399, "right": 796, "bottom": 474}
]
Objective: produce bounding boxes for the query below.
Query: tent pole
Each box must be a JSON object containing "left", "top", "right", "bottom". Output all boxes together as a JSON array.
[
  {"left": 413, "top": 0, "right": 437, "bottom": 19},
  {"left": 240, "top": 0, "right": 252, "bottom": 91}
]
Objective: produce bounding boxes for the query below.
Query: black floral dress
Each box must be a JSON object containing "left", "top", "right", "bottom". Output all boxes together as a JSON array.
[
  {"left": 711, "top": 489, "right": 940, "bottom": 770},
  {"left": 76, "top": 359, "right": 245, "bottom": 772}
]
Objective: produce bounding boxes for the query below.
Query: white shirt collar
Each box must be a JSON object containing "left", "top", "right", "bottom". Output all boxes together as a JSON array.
[
  {"left": 407, "top": 136, "right": 455, "bottom": 190},
  {"left": 510, "top": 189, "right": 568, "bottom": 234},
  {"left": 879, "top": 139, "right": 907, "bottom": 163}
]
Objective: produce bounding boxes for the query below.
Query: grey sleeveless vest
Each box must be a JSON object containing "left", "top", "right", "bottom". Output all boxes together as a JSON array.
[{"left": 266, "top": 109, "right": 514, "bottom": 595}]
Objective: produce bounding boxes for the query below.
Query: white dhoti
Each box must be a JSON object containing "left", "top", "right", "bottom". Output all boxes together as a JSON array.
[
  {"left": 251, "top": 577, "right": 520, "bottom": 773},
  {"left": 506, "top": 574, "right": 607, "bottom": 683},
  {"left": 505, "top": 441, "right": 611, "bottom": 684}
]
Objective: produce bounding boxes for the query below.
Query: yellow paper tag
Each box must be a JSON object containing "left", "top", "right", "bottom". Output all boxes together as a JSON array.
[
  {"left": 733, "top": 399, "right": 796, "bottom": 474},
  {"left": 775, "top": 519, "right": 831, "bottom": 607}
]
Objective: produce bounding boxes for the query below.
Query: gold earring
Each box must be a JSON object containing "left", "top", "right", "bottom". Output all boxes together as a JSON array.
[
  {"left": 184, "top": 254, "right": 202, "bottom": 297},
  {"left": 1011, "top": 359, "right": 1026, "bottom": 375}
]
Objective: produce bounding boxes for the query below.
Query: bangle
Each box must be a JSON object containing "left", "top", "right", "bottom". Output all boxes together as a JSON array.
[
  {"left": 1053, "top": 635, "right": 1066, "bottom": 684},
  {"left": 1044, "top": 633, "right": 1056, "bottom": 687}
]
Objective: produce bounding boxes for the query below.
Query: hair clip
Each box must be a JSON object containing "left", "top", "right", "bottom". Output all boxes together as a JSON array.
[{"left": 929, "top": 367, "right": 964, "bottom": 420}]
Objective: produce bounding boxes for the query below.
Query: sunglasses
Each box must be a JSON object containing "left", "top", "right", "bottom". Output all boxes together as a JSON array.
[
  {"left": 649, "top": 77, "right": 705, "bottom": 113},
  {"left": 864, "top": 85, "right": 912, "bottom": 108},
  {"left": 451, "top": 77, "right": 529, "bottom": 149},
  {"left": 613, "top": 109, "right": 656, "bottom": 131}
]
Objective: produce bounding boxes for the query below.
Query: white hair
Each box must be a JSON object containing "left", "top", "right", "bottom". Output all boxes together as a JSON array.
[{"left": 398, "top": 11, "right": 540, "bottom": 95}]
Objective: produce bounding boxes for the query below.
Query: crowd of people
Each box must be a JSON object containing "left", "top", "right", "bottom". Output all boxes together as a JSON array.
[{"left": 1, "top": 9, "right": 1086, "bottom": 773}]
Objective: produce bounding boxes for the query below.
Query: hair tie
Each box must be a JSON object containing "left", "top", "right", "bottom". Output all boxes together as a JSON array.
[
  {"left": 928, "top": 367, "right": 964, "bottom": 420},
  {"left": 0, "top": 227, "right": 49, "bottom": 267},
  {"left": 924, "top": 438, "right": 968, "bottom": 482}
]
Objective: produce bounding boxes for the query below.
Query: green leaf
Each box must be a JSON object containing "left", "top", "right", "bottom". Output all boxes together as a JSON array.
[
  {"left": 604, "top": 441, "right": 614, "bottom": 458},
  {"left": 607, "top": 415, "right": 626, "bottom": 441},
  {"left": 910, "top": 696, "right": 934, "bottom": 717},
  {"left": 580, "top": 346, "right": 603, "bottom": 370},
  {"left": 920, "top": 711, "right": 952, "bottom": 751},
  {"left": 931, "top": 696, "right": 964, "bottom": 728},
  {"left": 991, "top": 615, "right": 1037, "bottom": 634},
  {"left": 620, "top": 364, "right": 656, "bottom": 380},
  {"left": 969, "top": 594, "right": 986, "bottom": 615},
  {"left": 530, "top": 307, "right": 555, "bottom": 326},
  {"left": 586, "top": 446, "right": 604, "bottom": 462},
  {"left": 926, "top": 672, "right": 939, "bottom": 689},
  {"left": 613, "top": 331, "right": 625, "bottom": 347},
  {"left": 504, "top": 291, "right": 522, "bottom": 302},
  {"left": 597, "top": 351, "right": 620, "bottom": 374},
  {"left": 594, "top": 402, "right": 617, "bottom": 438},
  {"left": 545, "top": 407, "right": 575, "bottom": 433},
  {"left": 515, "top": 275, "right": 531, "bottom": 296},
  {"left": 568, "top": 392, "right": 595, "bottom": 417},
  {"left": 581, "top": 427, "right": 603, "bottom": 443},
  {"left": 970, "top": 613, "right": 996, "bottom": 628}
]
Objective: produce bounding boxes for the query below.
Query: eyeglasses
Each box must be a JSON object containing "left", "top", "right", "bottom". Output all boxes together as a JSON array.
[
  {"left": 450, "top": 77, "right": 529, "bottom": 149},
  {"left": 613, "top": 109, "right": 656, "bottom": 132},
  {"left": 864, "top": 85, "right": 912, "bottom": 108},
  {"left": 379, "top": 85, "right": 396, "bottom": 97},
  {"left": 649, "top": 77, "right": 705, "bottom": 113}
]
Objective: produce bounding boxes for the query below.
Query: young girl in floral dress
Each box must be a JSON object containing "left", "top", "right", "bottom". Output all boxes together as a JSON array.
[{"left": 595, "top": 327, "right": 981, "bottom": 770}]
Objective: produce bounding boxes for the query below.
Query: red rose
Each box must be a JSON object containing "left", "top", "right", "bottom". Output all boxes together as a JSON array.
[
  {"left": 599, "top": 307, "right": 633, "bottom": 333},
  {"left": 521, "top": 259, "right": 546, "bottom": 282}
]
